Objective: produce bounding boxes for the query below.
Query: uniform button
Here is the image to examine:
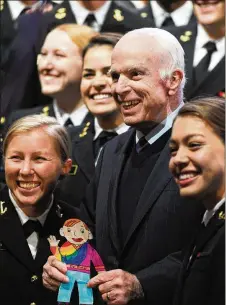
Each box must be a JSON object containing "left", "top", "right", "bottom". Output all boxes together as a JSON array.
[
  {"left": 31, "top": 275, "right": 38, "bottom": 282},
  {"left": 30, "top": 303, "right": 36, "bottom": 305}
]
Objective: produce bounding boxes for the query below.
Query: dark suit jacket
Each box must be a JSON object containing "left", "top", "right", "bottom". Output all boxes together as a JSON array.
[
  {"left": 170, "top": 23, "right": 225, "bottom": 100},
  {"left": 1, "top": 0, "right": 153, "bottom": 119},
  {"left": 0, "top": 184, "right": 79, "bottom": 305},
  {"left": 174, "top": 204, "right": 225, "bottom": 305},
  {"left": 80, "top": 128, "right": 204, "bottom": 305}
]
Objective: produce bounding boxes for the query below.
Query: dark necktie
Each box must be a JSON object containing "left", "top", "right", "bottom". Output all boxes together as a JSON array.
[
  {"left": 23, "top": 220, "right": 42, "bottom": 239},
  {"left": 136, "top": 136, "right": 148, "bottom": 153},
  {"left": 194, "top": 41, "right": 217, "bottom": 86},
  {"left": 94, "top": 131, "right": 117, "bottom": 158},
  {"left": 64, "top": 118, "right": 74, "bottom": 128},
  {"left": 161, "top": 16, "right": 175, "bottom": 27},
  {"left": 84, "top": 14, "right": 96, "bottom": 28}
]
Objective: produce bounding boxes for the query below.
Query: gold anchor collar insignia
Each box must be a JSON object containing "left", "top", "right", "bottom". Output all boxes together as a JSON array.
[
  {"left": 218, "top": 211, "right": 225, "bottom": 220},
  {"left": 79, "top": 121, "right": 91, "bottom": 138},
  {"left": 55, "top": 7, "right": 66, "bottom": 20},
  {"left": 0, "top": 0, "right": 4, "bottom": 12},
  {"left": 180, "top": 30, "right": 192, "bottom": 43},
  {"left": 42, "top": 106, "right": 50, "bottom": 116},
  {"left": 0, "top": 201, "right": 7, "bottom": 215},
  {"left": 113, "top": 9, "right": 124, "bottom": 22}
]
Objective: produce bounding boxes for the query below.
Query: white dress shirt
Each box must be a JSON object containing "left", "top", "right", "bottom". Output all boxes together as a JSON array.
[
  {"left": 7, "top": 0, "right": 27, "bottom": 20},
  {"left": 150, "top": 1, "right": 193, "bottom": 27},
  {"left": 9, "top": 190, "right": 53, "bottom": 258},
  {"left": 94, "top": 118, "right": 129, "bottom": 165},
  {"left": 202, "top": 198, "right": 225, "bottom": 227},
  {"left": 136, "top": 102, "right": 184, "bottom": 145},
  {"left": 53, "top": 101, "right": 89, "bottom": 126},
  {"left": 193, "top": 24, "right": 225, "bottom": 71},
  {"left": 68, "top": 0, "right": 111, "bottom": 31}
]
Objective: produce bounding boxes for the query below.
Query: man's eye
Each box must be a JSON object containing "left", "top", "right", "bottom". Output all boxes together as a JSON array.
[
  {"left": 188, "top": 142, "right": 202, "bottom": 149},
  {"left": 131, "top": 70, "right": 142, "bottom": 80},
  {"left": 169, "top": 146, "right": 177, "bottom": 156},
  {"left": 9, "top": 155, "right": 21, "bottom": 160},
  {"left": 35, "top": 156, "right": 46, "bottom": 161},
  {"left": 55, "top": 52, "right": 65, "bottom": 58},
  {"left": 111, "top": 72, "right": 119, "bottom": 82}
]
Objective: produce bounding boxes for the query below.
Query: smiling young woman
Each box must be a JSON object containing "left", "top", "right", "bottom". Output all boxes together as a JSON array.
[
  {"left": 169, "top": 96, "right": 225, "bottom": 305},
  {"left": 0, "top": 114, "right": 79, "bottom": 305}
]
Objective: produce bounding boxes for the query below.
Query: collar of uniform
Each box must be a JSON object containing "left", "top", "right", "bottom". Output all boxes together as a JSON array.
[
  {"left": 93, "top": 117, "right": 129, "bottom": 140},
  {"left": 7, "top": 0, "right": 27, "bottom": 20},
  {"left": 150, "top": 0, "right": 193, "bottom": 27},
  {"left": 202, "top": 197, "right": 225, "bottom": 227},
  {"left": 68, "top": 0, "right": 111, "bottom": 28},
  {"left": 9, "top": 189, "right": 54, "bottom": 226},
  {"left": 136, "top": 102, "right": 184, "bottom": 145},
  {"left": 195, "top": 24, "right": 225, "bottom": 51},
  {"left": 53, "top": 100, "right": 88, "bottom": 126}
]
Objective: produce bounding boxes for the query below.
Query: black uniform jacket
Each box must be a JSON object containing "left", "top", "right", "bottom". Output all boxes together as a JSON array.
[
  {"left": 0, "top": 184, "right": 80, "bottom": 305},
  {"left": 170, "top": 23, "right": 225, "bottom": 100},
  {"left": 80, "top": 128, "right": 204, "bottom": 305},
  {"left": 174, "top": 203, "right": 225, "bottom": 305}
]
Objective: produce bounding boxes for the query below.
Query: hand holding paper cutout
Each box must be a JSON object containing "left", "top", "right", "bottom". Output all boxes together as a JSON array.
[{"left": 48, "top": 218, "right": 105, "bottom": 305}]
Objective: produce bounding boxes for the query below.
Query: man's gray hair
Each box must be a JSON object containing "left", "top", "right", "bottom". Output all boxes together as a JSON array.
[{"left": 124, "top": 28, "right": 186, "bottom": 90}]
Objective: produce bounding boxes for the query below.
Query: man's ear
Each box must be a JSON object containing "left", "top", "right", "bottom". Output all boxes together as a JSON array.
[
  {"left": 61, "top": 158, "right": 72, "bottom": 176},
  {"left": 166, "top": 69, "right": 184, "bottom": 96}
]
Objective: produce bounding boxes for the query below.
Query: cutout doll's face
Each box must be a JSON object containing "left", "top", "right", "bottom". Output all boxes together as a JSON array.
[{"left": 62, "top": 222, "right": 90, "bottom": 245}]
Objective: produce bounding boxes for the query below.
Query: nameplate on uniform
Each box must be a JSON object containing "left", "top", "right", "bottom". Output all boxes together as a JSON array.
[{"left": 69, "top": 164, "right": 78, "bottom": 176}]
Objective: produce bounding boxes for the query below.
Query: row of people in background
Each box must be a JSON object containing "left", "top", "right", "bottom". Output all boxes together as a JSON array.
[
  {"left": 0, "top": 26, "right": 224, "bottom": 305},
  {"left": 0, "top": 0, "right": 224, "bottom": 122}
]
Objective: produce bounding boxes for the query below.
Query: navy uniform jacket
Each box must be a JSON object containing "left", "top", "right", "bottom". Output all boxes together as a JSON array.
[
  {"left": 80, "top": 128, "right": 204, "bottom": 305},
  {"left": 0, "top": 184, "right": 80, "bottom": 305},
  {"left": 170, "top": 23, "right": 225, "bottom": 100},
  {"left": 1, "top": 0, "right": 154, "bottom": 119},
  {"left": 174, "top": 204, "right": 225, "bottom": 305}
]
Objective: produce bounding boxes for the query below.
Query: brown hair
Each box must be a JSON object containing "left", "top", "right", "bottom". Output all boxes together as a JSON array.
[
  {"left": 63, "top": 218, "right": 89, "bottom": 231},
  {"left": 174, "top": 96, "right": 225, "bottom": 143},
  {"left": 53, "top": 24, "right": 98, "bottom": 53},
  {"left": 82, "top": 32, "right": 123, "bottom": 58}
]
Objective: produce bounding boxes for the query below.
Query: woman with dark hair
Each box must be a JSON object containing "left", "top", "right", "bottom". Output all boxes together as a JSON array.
[
  {"left": 58, "top": 32, "right": 129, "bottom": 208},
  {"left": 169, "top": 96, "right": 225, "bottom": 305}
]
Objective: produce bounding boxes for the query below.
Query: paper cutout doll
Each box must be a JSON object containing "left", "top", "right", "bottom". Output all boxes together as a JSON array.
[{"left": 48, "top": 218, "right": 105, "bottom": 304}]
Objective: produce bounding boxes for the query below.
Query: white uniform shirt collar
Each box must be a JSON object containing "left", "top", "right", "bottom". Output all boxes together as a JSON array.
[
  {"left": 194, "top": 24, "right": 225, "bottom": 69},
  {"left": 68, "top": 0, "right": 111, "bottom": 31},
  {"left": 7, "top": 0, "right": 27, "bottom": 20},
  {"left": 53, "top": 101, "right": 88, "bottom": 126},
  {"left": 202, "top": 198, "right": 225, "bottom": 226},
  {"left": 150, "top": 1, "right": 193, "bottom": 27},
  {"left": 9, "top": 189, "right": 54, "bottom": 226},
  {"left": 136, "top": 102, "right": 184, "bottom": 144},
  {"left": 93, "top": 117, "right": 129, "bottom": 140}
]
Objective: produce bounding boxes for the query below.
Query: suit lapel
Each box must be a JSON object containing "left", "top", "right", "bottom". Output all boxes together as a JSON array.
[
  {"left": 34, "top": 201, "right": 63, "bottom": 270},
  {"left": 71, "top": 126, "right": 95, "bottom": 181},
  {"left": 0, "top": 188, "right": 35, "bottom": 271},
  {"left": 108, "top": 129, "right": 135, "bottom": 256},
  {"left": 187, "top": 204, "right": 225, "bottom": 271},
  {"left": 122, "top": 139, "right": 172, "bottom": 252},
  {"left": 190, "top": 57, "right": 225, "bottom": 98},
  {"left": 177, "top": 24, "right": 197, "bottom": 99}
]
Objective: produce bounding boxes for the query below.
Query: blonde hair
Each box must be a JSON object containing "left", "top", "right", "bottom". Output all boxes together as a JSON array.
[
  {"left": 53, "top": 24, "right": 98, "bottom": 53},
  {"left": 3, "top": 114, "right": 71, "bottom": 162}
]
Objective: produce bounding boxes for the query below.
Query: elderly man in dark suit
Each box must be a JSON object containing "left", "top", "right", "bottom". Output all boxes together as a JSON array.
[
  {"left": 42, "top": 28, "right": 204, "bottom": 305},
  {"left": 170, "top": 0, "right": 225, "bottom": 100}
]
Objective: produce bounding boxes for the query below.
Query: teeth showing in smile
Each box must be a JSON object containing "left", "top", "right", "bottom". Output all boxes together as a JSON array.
[
  {"left": 19, "top": 182, "right": 40, "bottom": 189},
  {"left": 122, "top": 100, "right": 139, "bottom": 108},
  {"left": 93, "top": 94, "right": 112, "bottom": 100},
  {"left": 179, "top": 173, "right": 196, "bottom": 180}
]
